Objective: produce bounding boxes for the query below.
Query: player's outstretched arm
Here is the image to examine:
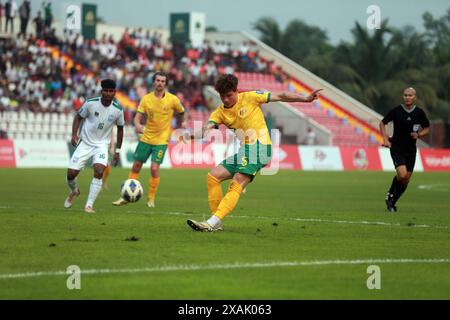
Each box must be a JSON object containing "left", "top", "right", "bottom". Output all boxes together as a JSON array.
[{"left": 269, "top": 89, "right": 323, "bottom": 103}]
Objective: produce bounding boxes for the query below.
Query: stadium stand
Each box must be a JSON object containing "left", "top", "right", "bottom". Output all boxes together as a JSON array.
[
  {"left": 235, "top": 72, "right": 378, "bottom": 146},
  {"left": 1, "top": 23, "right": 380, "bottom": 146}
]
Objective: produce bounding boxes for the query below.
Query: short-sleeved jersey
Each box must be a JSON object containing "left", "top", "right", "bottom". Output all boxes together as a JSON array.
[
  {"left": 382, "top": 104, "right": 430, "bottom": 150},
  {"left": 138, "top": 91, "right": 185, "bottom": 145},
  {"left": 78, "top": 97, "right": 125, "bottom": 147},
  {"left": 208, "top": 91, "right": 272, "bottom": 145}
]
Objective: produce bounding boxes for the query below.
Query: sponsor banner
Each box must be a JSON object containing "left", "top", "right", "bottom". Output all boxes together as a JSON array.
[
  {"left": 340, "top": 147, "right": 382, "bottom": 171},
  {"left": 169, "top": 142, "right": 215, "bottom": 168},
  {"left": 267, "top": 145, "right": 301, "bottom": 170},
  {"left": 378, "top": 147, "right": 423, "bottom": 172},
  {"left": 0, "top": 139, "right": 16, "bottom": 168},
  {"left": 6, "top": 138, "right": 450, "bottom": 171},
  {"left": 378, "top": 148, "right": 395, "bottom": 171},
  {"left": 119, "top": 141, "right": 172, "bottom": 169},
  {"left": 14, "top": 140, "right": 69, "bottom": 168},
  {"left": 415, "top": 150, "right": 424, "bottom": 172},
  {"left": 420, "top": 149, "right": 450, "bottom": 171},
  {"left": 298, "top": 146, "right": 343, "bottom": 171}
]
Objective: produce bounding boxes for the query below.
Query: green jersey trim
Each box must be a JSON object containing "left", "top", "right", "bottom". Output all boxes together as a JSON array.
[
  {"left": 87, "top": 97, "right": 100, "bottom": 102},
  {"left": 112, "top": 101, "right": 123, "bottom": 111},
  {"left": 207, "top": 120, "right": 219, "bottom": 129}
]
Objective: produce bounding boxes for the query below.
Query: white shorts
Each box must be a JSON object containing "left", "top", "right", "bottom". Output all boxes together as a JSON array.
[{"left": 68, "top": 141, "right": 109, "bottom": 171}]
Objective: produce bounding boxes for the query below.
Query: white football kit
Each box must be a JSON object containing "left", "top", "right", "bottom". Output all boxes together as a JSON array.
[{"left": 69, "top": 97, "right": 125, "bottom": 170}]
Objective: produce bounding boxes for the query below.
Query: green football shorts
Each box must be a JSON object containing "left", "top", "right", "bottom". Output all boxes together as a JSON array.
[
  {"left": 133, "top": 141, "right": 167, "bottom": 164},
  {"left": 220, "top": 142, "right": 272, "bottom": 180}
]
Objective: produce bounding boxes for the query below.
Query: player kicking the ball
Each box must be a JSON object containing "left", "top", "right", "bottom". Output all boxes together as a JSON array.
[
  {"left": 185, "top": 74, "right": 322, "bottom": 231},
  {"left": 64, "top": 79, "right": 124, "bottom": 213}
]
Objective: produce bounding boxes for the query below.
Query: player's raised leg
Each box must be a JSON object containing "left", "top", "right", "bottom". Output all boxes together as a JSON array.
[
  {"left": 207, "top": 165, "right": 231, "bottom": 213},
  {"left": 186, "top": 165, "right": 231, "bottom": 231},
  {"left": 187, "top": 170, "right": 248, "bottom": 232}
]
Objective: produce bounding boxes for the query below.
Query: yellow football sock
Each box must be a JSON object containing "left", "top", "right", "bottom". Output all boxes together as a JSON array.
[
  {"left": 214, "top": 180, "right": 243, "bottom": 220},
  {"left": 102, "top": 164, "right": 111, "bottom": 183},
  {"left": 148, "top": 177, "right": 160, "bottom": 201},
  {"left": 206, "top": 173, "right": 223, "bottom": 213},
  {"left": 128, "top": 172, "right": 140, "bottom": 180}
]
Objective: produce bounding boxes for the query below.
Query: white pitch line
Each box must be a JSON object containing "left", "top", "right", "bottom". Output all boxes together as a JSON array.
[
  {"left": 235, "top": 215, "right": 446, "bottom": 229},
  {"left": 0, "top": 258, "right": 449, "bottom": 280},
  {"left": 417, "top": 184, "right": 449, "bottom": 192},
  {"left": 124, "top": 211, "right": 449, "bottom": 230}
]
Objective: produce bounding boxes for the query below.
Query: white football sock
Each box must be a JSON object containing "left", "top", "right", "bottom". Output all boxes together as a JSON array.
[
  {"left": 86, "top": 178, "right": 103, "bottom": 208},
  {"left": 66, "top": 177, "right": 78, "bottom": 193},
  {"left": 207, "top": 215, "right": 222, "bottom": 228}
]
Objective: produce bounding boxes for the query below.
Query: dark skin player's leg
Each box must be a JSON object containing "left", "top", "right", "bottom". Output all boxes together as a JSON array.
[{"left": 93, "top": 163, "right": 106, "bottom": 179}]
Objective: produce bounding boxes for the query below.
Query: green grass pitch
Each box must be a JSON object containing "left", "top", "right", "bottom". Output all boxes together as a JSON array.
[{"left": 0, "top": 168, "right": 449, "bottom": 299}]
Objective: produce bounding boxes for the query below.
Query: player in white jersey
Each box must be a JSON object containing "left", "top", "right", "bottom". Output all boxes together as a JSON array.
[{"left": 64, "top": 79, "right": 125, "bottom": 213}]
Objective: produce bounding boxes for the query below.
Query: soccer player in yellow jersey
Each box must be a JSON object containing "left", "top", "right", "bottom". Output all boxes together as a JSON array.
[
  {"left": 113, "top": 72, "right": 187, "bottom": 207},
  {"left": 186, "top": 74, "right": 322, "bottom": 232}
]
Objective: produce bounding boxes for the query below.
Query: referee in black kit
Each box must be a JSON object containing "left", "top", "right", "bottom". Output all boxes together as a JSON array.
[{"left": 379, "top": 87, "right": 430, "bottom": 212}]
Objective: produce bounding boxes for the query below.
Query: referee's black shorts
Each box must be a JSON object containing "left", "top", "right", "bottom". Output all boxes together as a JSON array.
[{"left": 390, "top": 147, "right": 416, "bottom": 172}]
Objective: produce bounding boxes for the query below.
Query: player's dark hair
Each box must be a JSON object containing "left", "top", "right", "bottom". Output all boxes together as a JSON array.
[
  {"left": 101, "top": 79, "right": 116, "bottom": 89},
  {"left": 152, "top": 72, "right": 168, "bottom": 83},
  {"left": 214, "top": 74, "right": 238, "bottom": 95}
]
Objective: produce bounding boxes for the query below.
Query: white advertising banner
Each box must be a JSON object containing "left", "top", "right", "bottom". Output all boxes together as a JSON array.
[
  {"left": 415, "top": 151, "right": 424, "bottom": 172},
  {"left": 298, "top": 146, "right": 343, "bottom": 171},
  {"left": 14, "top": 139, "right": 69, "bottom": 168},
  {"left": 378, "top": 148, "right": 423, "bottom": 172}
]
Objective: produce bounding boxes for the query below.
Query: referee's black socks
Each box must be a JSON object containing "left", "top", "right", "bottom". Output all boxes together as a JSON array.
[
  {"left": 387, "top": 175, "right": 408, "bottom": 205},
  {"left": 393, "top": 182, "right": 408, "bottom": 204},
  {"left": 388, "top": 176, "right": 398, "bottom": 197}
]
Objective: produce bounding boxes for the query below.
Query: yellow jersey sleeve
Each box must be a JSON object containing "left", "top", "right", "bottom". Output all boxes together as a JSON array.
[
  {"left": 172, "top": 96, "right": 185, "bottom": 113},
  {"left": 137, "top": 96, "right": 149, "bottom": 114},
  {"left": 208, "top": 108, "right": 223, "bottom": 128},
  {"left": 248, "top": 90, "right": 271, "bottom": 105}
]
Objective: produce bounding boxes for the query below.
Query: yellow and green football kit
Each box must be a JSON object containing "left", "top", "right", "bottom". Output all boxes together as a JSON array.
[
  {"left": 208, "top": 90, "right": 272, "bottom": 178},
  {"left": 207, "top": 91, "right": 272, "bottom": 219},
  {"left": 133, "top": 91, "right": 184, "bottom": 164},
  {"left": 130, "top": 91, "right": 184, "bottom": 202}
]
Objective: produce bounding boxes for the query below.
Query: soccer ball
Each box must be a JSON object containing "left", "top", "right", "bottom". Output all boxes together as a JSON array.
[{"left": 120, "top": 179, "right": 144, "bottom": 203}]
